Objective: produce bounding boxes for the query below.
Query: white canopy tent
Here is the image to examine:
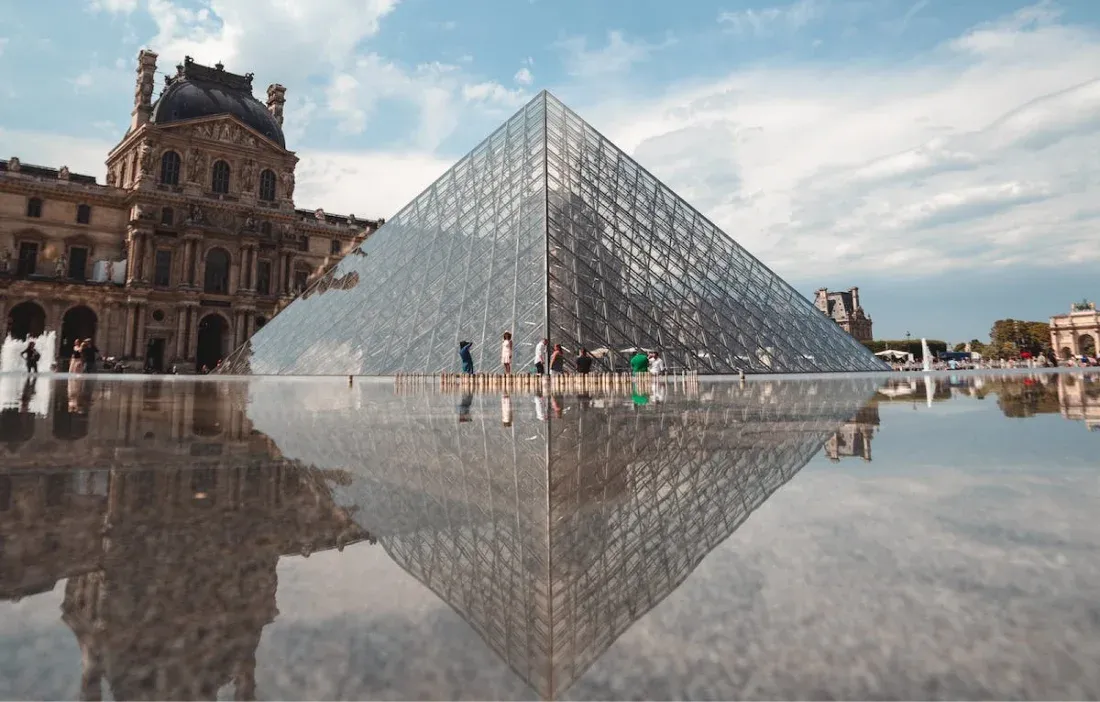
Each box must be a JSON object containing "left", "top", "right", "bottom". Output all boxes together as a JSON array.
[{"left": 875, "top": 349, "right": 914, "bottom": 362}]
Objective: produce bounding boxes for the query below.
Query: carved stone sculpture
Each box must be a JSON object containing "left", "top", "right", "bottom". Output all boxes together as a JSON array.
[
  {"left": 139, "top": 143, "right": 155, "bottom": 175},
  {"left": 0, "top": 248, "right": 11, "bottom": 274},
  {"left": 187, "top": 148, "right": 205, "bottom": 182},
  {"left": 314, "top": 208, "right": 325, "bottom": 220},
  {"left": 281, "top": 170, "right": 295, "bottom": 199},
  {"left": 7, "top": 157, "right": 20, "bottom": 172},
  {"left": 58, "top": 166, "right": 70, "bottom": 181},
  {"left": 55, "top": 254, "right": 68, "bottom": 277},
  {"left": 241, "top": 158, "right": 257, "bottom": 191}
]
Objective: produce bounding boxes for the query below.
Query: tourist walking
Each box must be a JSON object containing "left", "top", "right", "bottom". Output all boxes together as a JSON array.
[
  {"left": 20, "top": 341, "right": 40, "bottom": 374},
  {"left": 69, "top": 339, "right": 85, "bottom": 374},
  {"left": 575, "top": 347, "right": 593, "bottom": 374},
  {"left": 549, "top": 343, "right": 565, "bottom": 375},
  {"left": 533, "top": 337, "right": 548, "bottom": 375},
  {"left": 501, "top": 332, "right": 513, "bottom": 374},
  {"left": 81, "top": 338, "right": 98, "bottom": 373},
  {"left": 458, "top": 340, "right": 475, "bottom": 374}
]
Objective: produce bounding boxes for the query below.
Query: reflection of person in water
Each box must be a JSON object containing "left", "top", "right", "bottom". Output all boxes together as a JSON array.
[
  {"left": 20, "top": 377, "right": 36, "bottom": 412},
  {"left": 457, "top": 392, "right": 474, "bottom": 423},
  {"left": 501, "top": 394, "right": 513, "bottom": 427}
]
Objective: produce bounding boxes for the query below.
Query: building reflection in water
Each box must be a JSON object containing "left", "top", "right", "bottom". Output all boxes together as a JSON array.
[
  {"left": 0, "top": 372, "right": 1095, "bottom": 699},
  {"left": 0, "top": 378, "right": 372, "bottom": 701}
]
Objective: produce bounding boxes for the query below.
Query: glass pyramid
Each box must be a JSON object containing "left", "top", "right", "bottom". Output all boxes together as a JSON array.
[{"left": 222, "top": 91, "right": 888, "bottom": 375}]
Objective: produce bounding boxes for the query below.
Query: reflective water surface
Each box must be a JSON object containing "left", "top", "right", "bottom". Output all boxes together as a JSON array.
[{"left": 1, "top": 372, "right": 1098, "bottom": 700}]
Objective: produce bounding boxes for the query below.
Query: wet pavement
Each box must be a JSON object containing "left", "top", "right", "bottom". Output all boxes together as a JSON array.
[{"left": 1, "top": 371, "right": 1099, "bottom": 700}]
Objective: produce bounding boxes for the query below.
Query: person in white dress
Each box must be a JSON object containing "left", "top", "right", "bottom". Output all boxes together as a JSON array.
[{"left": 501, "top": 332, "right": 513, "bottom": 374}]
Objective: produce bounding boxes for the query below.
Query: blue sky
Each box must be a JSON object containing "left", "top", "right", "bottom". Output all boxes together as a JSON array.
[{"left": 1, "top": 0, "right": 1098, "bottom": 344}]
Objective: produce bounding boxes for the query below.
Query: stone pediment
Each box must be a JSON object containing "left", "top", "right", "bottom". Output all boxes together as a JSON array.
[{"left": 157, "top": 115, "right": 293, "bottom": 157}]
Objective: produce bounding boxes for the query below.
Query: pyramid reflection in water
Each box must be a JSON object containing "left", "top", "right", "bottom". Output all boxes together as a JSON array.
[
  {"left": 223, "top": 92, "right": 887, "bottom": 375},
  {"left": 247, "top": 377, "right": 879, "bottom": 697}
]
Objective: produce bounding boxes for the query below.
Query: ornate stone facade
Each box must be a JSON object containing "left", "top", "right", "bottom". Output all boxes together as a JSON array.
[
  {"left": 0, "top": 51, "right": 382, "bottom": 372},
  {"left": 814, "top": 286, "right": 873, "bottom": 342},
  {"left": 1050, "top": 300, "right": 1099, "bottom": 360}
]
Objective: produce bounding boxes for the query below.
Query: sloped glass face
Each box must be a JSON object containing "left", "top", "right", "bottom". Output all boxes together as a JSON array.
[
  {"left": 543, "top": 94, "right": 888, "bottom": 374},
  {"left": 241, "top": 377, "right": 880, "bottom": 698},
  {"left": 225, "top": 91, "right": 887, "bottom": 376},
  {"left": 223, "top": 97, "right": 549, "bottom": 375}
]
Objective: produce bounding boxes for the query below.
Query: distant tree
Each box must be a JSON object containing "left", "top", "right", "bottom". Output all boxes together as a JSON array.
[{"left": 989, "top": 319, "right": 1051, "bottom": 358}]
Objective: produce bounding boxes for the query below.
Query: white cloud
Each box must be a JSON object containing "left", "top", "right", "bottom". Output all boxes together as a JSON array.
[
  {"left": 583, "top": 3, "right": 1100, "bottom": 279},
  {"left": 87, "top": 0, "right": 139, "bottom": 12},
  {"left": 514, "top": 67, "right": 534, "bottom": 86},
  {"left": 718, "top": 0, "right": 824, "bottom": 36},
  {"left": 556, "top": 30, "right": 672, "bottom": 78}
]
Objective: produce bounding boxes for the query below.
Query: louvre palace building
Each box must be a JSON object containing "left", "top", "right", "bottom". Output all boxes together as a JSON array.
[{"left": 0, "top": 50, "right": 382, "bottom": 372}]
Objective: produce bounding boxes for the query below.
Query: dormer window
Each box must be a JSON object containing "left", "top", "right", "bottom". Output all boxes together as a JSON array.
[
  {"left": 76, "top": 204, "right": 91, "bottom": 225},
  {"left": 26, "top": 197, "right": 43, "bottom": 218},
  {"left": 211, "top": 160, "right": 231, "bottom": 194}
]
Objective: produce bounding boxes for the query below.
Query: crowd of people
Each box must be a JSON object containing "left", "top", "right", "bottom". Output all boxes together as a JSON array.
[{"left": 458, "top": 333, "right": 667, "bottom": 376}]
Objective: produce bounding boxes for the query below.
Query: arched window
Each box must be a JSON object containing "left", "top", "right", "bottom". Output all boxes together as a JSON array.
[
  {"left": 76, "top": 204, "right": 91, "bottom": 224},
  {"left": 26, "top": 197, "right": 43, "bottom": 218},
  {"left": 160, "top": 150, "right": 181, "bottom": 186},
  {"left": 203, "top": 247, "right": 231, "bottom": 294},
  {"left": 211, "top": 160, "right": 231, "bottom": 194},
  {"left": 258, "top": 169, "right": 277, "bottom": 201}
]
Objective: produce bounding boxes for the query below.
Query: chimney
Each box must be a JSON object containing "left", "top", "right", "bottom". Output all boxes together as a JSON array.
[
  {"left": 130, "top": 49, "right": 158, "bottom": 132},
  {"left": 266, "top": 83, "right": 286, "bottom": 126},
  {"left": 814, "top": 288, "right": 829, "bottom": 314},
  {"left": 849, "top": 286, "right": 861, "bottom": 313}
]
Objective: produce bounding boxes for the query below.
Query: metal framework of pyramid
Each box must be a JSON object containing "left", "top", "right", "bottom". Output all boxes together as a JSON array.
[
  {"left": 245, "top": 377, "right": 881, "bottom": 697},
  {"left": 222, "top": 91, "right": 888, "bottom": 375}
]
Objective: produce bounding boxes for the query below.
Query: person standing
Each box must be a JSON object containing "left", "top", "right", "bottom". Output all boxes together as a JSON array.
[
  {"left": 575, "top": 347, "right": 593, "bottom": 374},
  {"left": 630, "top": 348, "right": 650, "bottom": 374},
  {"left": 533, "top": 337, "right": 548, "bottom": 375},
  {"left": 458, "top": 340, "right": 475, "bottom": 375},
  {"left": 81, "top": 338, "right": 99, "bottom": 374},
  {"left": 649, "top": 351, "right": 665, "bottom": 375},
  {"left": 549, "top": 343, "right": 565, "bottom": 375},
  {"left": 69, "top": 339, "right": 85, "bottom": 374},
  {"left": 21, "top": 341, "right": 41, "bottom": 374},
  {"left": 501, "top": 332, "right": 513, "bottom": 374}
]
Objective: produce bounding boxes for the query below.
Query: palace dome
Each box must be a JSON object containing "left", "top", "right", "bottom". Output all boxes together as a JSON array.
[{"left": 151, "top": 57, "right": 285, "bottom": 148}]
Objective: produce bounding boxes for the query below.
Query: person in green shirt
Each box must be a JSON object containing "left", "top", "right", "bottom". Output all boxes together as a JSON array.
[{"left": 629, "top": 350, "right": 649, "bottom": 374}]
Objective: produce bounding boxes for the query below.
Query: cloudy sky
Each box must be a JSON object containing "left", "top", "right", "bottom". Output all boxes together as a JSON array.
[{"left": 0, "top": 0, "right": 1097, "bottom": 342}]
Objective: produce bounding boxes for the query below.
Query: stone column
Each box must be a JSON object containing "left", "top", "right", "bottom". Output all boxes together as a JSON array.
[
  {"left": 126, "top": 234, "right": 141, "bottom": 284},
  {"left": 123, "top": 304, "right": 136, "bottom": 357},
  {"left": 135, "top": 305, "right": 146, "bottom": 359},
  {"left": 271, "top": 252, "right": 282, "bottom": 296},
  {"left": 249, "top": 247, "right": 259, "bottom": 292},
  {"left": 245, "top": 313, "right": 255, "bottom": 340},
  {"left": 229, "top": 256, "right": 240, "bottom": 295},
  {"left": 182, "top": 240, "right": 193, "bottom": 287},
  {"left": 283, "top": 254, "right": 292, "bottom": 295},
  {"left": 188, "top": 307, "right": 200, "bottom": 360},
  {"left": 141, "top": 234, "right": 154, "bottom": 284},
  {"left": 175, "top": 307, "right": 187, "bottom": 358}
]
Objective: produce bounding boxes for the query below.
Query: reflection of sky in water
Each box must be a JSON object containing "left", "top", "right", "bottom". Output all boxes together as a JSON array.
[{"left": 1, "top": 373, "right": 1098, "bottom": 700}]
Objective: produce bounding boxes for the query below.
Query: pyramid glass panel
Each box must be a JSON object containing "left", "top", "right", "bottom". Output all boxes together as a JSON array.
[{"left": 222, "top": 92, "right": 888, "bottom": 375}]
